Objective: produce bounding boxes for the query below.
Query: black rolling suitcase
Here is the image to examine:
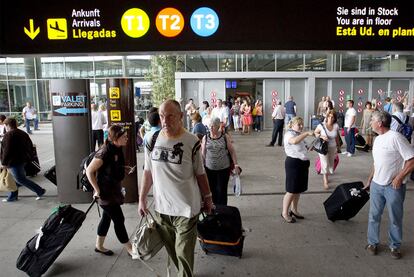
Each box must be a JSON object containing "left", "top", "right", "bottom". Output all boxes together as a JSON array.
[
  {"left": 43, "top": 165, "right": 57, "bottom": 186},
  {"left": 355, "top": 134, "right": 369, "bottom": 152},
  {"left": 25, "top": 146, "right": 41, "bottom": 176},
  {"left": 16, "top": 200, "right": 97, "bottom": 277},
  {"left": 197, "top": 205, "right": 244, "bottom": 258},
  {"left": 323, "top": 182, "right": 369, "bottom": 222}
]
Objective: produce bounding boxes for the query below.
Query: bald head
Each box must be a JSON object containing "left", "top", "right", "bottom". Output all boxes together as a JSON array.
[{"left": 159, "top": 99, "right": 183, "bottom": 136}]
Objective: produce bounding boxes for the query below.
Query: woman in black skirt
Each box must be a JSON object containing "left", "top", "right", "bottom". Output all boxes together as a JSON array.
[{"left": 282, "top": 117, "right": 314, "bottom": 223}]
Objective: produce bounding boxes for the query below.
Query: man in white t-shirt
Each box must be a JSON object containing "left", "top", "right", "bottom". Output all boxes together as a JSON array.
[
  {"left": 342, "top": 100, "right": 357, "bottom": 157},
  {"left": 365, "top": 111, "right": 414, "bottom": 259},
  {"left": 91, "top": 103, "right": 107, "bottom": 149},
  {"left": 22, "top": 102, "right": 39, "bottom": 134},
  {"left": 139, "top": 100, "right": 213, "bottom": 276}
]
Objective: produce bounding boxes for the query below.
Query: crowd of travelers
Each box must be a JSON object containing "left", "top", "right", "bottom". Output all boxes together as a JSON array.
[{"left": 1, "top": 92, "right": 414, "bottom": 276}]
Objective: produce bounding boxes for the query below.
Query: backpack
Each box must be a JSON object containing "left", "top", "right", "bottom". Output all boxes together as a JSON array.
[
  {"left": 77, "top": 151, "right": 96, "bottom": 192},
  {"left": 392, "top": 115, "right": 413, "bottom": 142},
  {"left": 145, "top": 130, "right": 160, "bottom": 152}
]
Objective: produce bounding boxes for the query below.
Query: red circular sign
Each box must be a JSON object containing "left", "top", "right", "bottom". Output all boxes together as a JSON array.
[
  {"left": 339, "top": 96, "right": 344, "bottom": 102},
  {"left": 357, "top": 108, "right": 362, "bottom": 113},
  {"left": 272, "top": 91, "right": 278, "bottom": 97},
  {"left": 397, "top": 96, "right": 402, "bottom": 101},
  {"left": 339, "top": 102, "right": 344, "bottom": 107},
  {"left": 272, "top": 103, "right": 276, "bottom": 109},
  {"left": 377, "top": 101, "right": 382, "bottom": 106},
  {"left": 272, "top": 98, "right": 276, "bottom": 103},
  {"left": 339, "top": 109, "right": 344, "bottom": 113},
  {"left": 339, "top": 90, "right": 345, "bottom": 95},
  {"left": 358, "top": 89, "right": 364, "bottom": 94},
  {"left": 211, "top": 91, "right": 216, "bottom": 97},
  {"left": 396, "top": 90, "right": 402, "bottom": 95},
  {"left": 358, "top": 102, "right": 363, "bottom": 107},
  {"left": 377, "top": 89, "right": 383, "bottom": 94}
]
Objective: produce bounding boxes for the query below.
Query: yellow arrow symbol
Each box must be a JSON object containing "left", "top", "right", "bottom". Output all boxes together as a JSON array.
[{"left": 24, "top": 19, "right": 40, "bottom": 40}]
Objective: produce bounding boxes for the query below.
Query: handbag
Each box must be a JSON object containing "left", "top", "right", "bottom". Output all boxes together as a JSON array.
[
  {"left": 311, "top": 137, "right": 328, "bottom": 155},
  {"left": 0, "top": 168, "right": 17, "bottom": 192},
  {"left": 131, "top": 212, "right": 164, "bottom": 261}
]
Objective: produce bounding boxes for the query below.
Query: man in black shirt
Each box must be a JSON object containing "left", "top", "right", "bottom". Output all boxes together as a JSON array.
[{"left": 1, "top": 117, "right": 46, "bottom": 202}]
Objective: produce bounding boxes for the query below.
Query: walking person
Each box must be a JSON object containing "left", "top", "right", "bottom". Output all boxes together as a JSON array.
[
  {"left": 0, "top": 117, "right": 46, "bottom": 202},
  {"left": 86, "top": 125, "right": 133, "bottom": 256},
  {"left": 281, "top": 117, "right": 314, "bottom": 223},
  {"left": 241, "top": 99, "right": 253, "bottom": 134},
  {"left": 231, "top": 99, "right": 241, "bottom": 133},
  {"left": 254, "top": 100, "right": 263, "bottom": 132},
  {"left": 284, "top": 96, "right": 297, "bottom": 127},
  {"left": 266, "top": 100, "right": 285, "bottom": 147},
  {"left": 139, "top": 100, "right": 213, "bottom": 277},
  {"left": 364, "top": 111, "right": 414, "bottom": 259},
  {"left": 314, "top": 110, "right": 341, "bottom": 190},
  {"left": 91, "top": 103, "right": 107, "bottom": 150},
  {"left": 22, "top": 101, "right": 39, "bottom": 134},
  {"left": 342, "top": 100, "right": 357, "bottom": 157},
  {"left": 201, "top": 117, "right": 240, "bottom": 205},
  {"left": 360, "top": 101, "right": 375, "bottom": 149}
]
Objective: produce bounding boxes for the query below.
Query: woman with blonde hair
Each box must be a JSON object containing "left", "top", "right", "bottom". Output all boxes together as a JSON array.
[
  {"left": 282, "top": 117, "right": 314, "bottom": 223},
  {"left": 314, "top": 110, "right": 341, "bottom": 190}
]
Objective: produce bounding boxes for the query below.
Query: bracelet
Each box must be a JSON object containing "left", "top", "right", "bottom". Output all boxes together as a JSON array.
[{"left": 203, "top": 193, "right": 212, "bottom": 198}]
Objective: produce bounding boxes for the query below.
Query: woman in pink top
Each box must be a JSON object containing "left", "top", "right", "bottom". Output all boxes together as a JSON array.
[{"left": 242, "top": 99, "right": 253, "bottom": 134}]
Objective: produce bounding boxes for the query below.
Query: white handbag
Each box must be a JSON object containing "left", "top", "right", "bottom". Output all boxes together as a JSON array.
[{"left": 131, "top": 212, "right": 164, "bottom": 261}]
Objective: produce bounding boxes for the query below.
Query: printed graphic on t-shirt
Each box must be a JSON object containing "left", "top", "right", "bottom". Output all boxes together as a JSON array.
[{"left": 152, "top": 142, "right": 184, "bottom": 164}]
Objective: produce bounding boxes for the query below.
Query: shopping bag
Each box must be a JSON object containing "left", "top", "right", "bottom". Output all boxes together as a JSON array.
[
  {"left": 232, "top": 174, "right": 242, "bottom": 197},
  {"left": 0, "top": 168, "right": 17, "bottom": 192},
  {"left": 131, "top": 212, "right": 164, "bottom": 261}
]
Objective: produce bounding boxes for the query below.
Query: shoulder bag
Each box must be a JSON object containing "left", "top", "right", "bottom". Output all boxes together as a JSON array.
[{"left": 0, "top": 168, "right": 17, "bottom": 192}]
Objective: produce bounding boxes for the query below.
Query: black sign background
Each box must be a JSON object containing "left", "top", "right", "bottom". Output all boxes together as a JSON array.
[{"left": 0, "top": 0, "right": 413, "bottom": 55}]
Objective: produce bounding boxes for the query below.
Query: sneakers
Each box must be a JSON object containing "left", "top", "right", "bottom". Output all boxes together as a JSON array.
[
  {"left": 390, "top": 248, "right": 402, "bottom": 259},
  {"left": 365, "top": 244, "right": 378, "bottom": 256},
  {"left": 347, "top": 153, "right": 353, "bottom": 157},
  {"left": 36, "top": 189, "right": 46, "bottom": 200},
  {"left": 341, "top": 151, "right": 349, "bottom": 155},
  {"left": 2, "top": 198, "right": 18, "bottom": 202}
]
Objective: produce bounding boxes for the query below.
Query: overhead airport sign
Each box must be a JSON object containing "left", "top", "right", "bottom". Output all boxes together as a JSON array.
[{"left": 0, "top": 0, "right": 413, "bottom": 55}]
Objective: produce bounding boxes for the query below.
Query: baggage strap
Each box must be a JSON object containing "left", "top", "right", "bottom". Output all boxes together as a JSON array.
[{"left": 198, "top": 237, "right": 242, "bottom": 246}]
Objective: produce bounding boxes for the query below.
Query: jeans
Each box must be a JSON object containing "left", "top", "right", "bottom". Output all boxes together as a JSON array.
[
  {"left": 344, "top": 127, "right": 355, "bottom": 154},
  {"left": 7, "top": 163, "right": 45, "bottom": 200},
  {"left": 255, "top": 115, "right": 263, "bottom": 131},
  {"left": 285, "top": 114, "right": 295, "bottom": 126},
  {"left": 367, "top": 181, "right": 406, "bottom": 249},
  {"left": 270, "top": 119, "right": 284, "bottom": 146},
  {"left": 25, "top": 118, "right": 39, "bottom": 133}
]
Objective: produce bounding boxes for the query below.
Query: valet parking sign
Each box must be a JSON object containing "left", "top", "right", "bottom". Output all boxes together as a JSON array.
[{"left": 52, "top": 92, "right": 88, "bottom": 116}]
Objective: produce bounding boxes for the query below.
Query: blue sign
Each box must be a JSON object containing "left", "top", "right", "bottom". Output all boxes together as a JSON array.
[
  {"left": 190, "top": 7, "right": 219, "bottom": 37},
  {"left": 54, "top": 107, "right": 88, "bottom": 115}
]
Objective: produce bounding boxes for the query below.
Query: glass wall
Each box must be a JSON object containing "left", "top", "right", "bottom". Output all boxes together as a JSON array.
[{"left": 1, "top": 52, "right": 414, "bottom": 119}]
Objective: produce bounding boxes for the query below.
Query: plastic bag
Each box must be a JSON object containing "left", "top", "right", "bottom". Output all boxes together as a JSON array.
[{"left": 232, "top": 174, "right": 242, "bottom": 197}]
